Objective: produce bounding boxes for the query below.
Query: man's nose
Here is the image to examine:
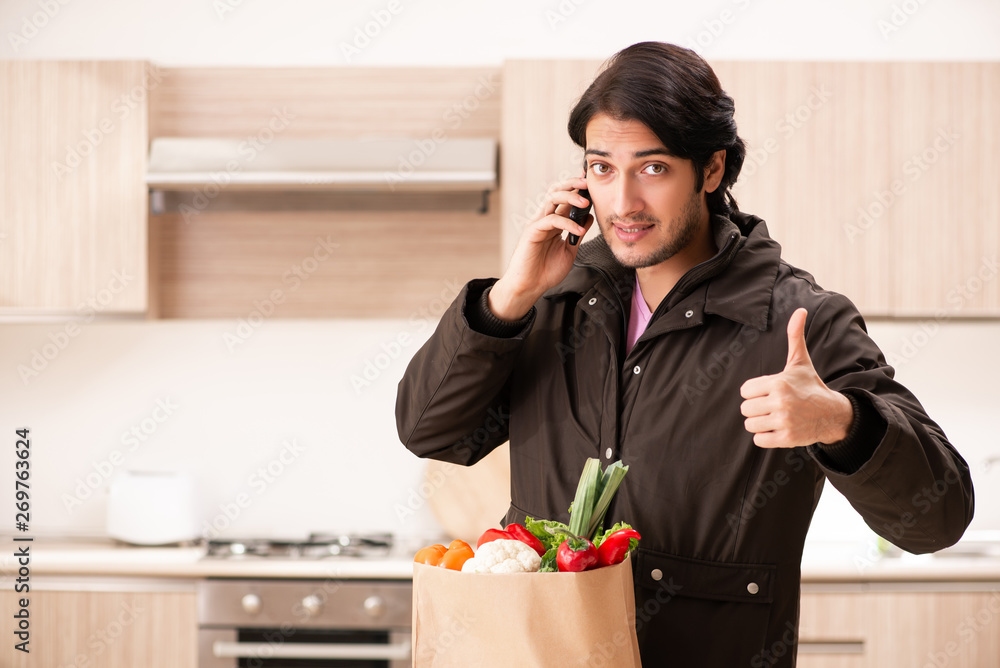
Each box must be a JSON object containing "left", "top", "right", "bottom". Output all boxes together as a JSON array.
[{"left": 609, "top": 175, "right": 644, "bottom": 220}]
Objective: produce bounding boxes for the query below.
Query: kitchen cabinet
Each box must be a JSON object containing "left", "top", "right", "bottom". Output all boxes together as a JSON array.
[
  {"left": 145, "top": 65, "right": 502, "bottom": 318},
  {"left": 0, "top": 61, "right": 149, "bottom": 314},
  {"left": 0, "top": 584, "right": 196, "bottom": 667},
  {"left": 798, "top": 587, "right": 1000, "bottom": 667},
  {"left": 797, "top": 591, "right": 868, "bottom": 667},
  {"left": 500, "top": 60, "right": 1000, "bottom": 317}
]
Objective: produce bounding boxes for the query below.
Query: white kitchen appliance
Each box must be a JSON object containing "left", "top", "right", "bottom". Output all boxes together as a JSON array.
[{"left": 106, "top": 470, "right": 201, "bottom": 545}]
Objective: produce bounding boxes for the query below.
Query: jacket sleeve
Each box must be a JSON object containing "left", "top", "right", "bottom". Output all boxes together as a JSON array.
[
  {"left": 395, "top": 278, "right": 533, "bottom": 466},
  {"left": 804, "top": 293, "right": 974, "bottom": 554}
]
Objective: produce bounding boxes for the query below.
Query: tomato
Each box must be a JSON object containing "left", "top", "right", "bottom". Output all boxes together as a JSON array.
[
  {"left": 413, "top": 544, "right": 447, "bottom": 566},
  {"left": 476, "top": 528, "right": 513, "bottom": 549},
  {"left": 439, "top": 539, "right": 474, "bottom": 571}
]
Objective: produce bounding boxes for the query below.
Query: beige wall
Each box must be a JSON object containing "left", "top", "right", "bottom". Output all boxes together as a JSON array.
[{"left": 2, "top": 317, "right": 997, "bottom": 543}]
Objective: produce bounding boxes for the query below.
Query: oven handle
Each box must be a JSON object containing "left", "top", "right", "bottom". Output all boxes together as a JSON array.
[{"left": 213, "top": 639, "right": 411, "bottom": 661}]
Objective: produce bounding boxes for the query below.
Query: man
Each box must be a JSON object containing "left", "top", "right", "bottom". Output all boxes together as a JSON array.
[{"left": 396, "top": 42, "right": 974, "bottom": 666}]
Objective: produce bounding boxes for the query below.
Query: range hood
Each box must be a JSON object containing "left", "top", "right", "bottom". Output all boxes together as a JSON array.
[{"left": 145, "top": 137, "right": 498, "bottom": 214}]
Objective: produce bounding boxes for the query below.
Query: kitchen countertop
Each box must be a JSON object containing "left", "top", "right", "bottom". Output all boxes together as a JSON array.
[
  {"left": 799, "top": 553, "right": 1000, "bottom": 584},
  {"left": 0, "top": 537, "right": 416, "bottom": 580},
  {"left": 3, "top": 537, "right": 1000, "bottom": 583}
]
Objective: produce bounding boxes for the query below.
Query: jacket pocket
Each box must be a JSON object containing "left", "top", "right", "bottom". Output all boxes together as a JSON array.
[{"left": 633, "top": 548, "right": 777, "bottom": 666}]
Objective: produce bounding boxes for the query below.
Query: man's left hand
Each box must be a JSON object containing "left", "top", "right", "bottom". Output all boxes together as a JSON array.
[{"left": 739, "top": 308, "right": 855, "bottom": 448}]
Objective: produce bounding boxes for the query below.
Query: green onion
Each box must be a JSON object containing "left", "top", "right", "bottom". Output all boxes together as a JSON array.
[
  {"left": 568, "top": 458, "right": 601, "bottom": 538},
  {"left": 567, "top": 458, "right": 630, "bottom": 541},
  {"left": 588, "top": 461, "right": 628, "bottom": 539}
]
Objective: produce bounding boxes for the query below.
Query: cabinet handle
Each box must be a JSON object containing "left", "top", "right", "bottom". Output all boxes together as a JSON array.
[
  {"left": 798, "top": 640, "right": 865, "bottom": 654},
  {"left": 212, "top": 640, "right": 410, "bottom": 661}
]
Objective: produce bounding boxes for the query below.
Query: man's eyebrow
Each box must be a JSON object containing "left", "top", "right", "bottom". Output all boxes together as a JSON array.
[{"left": 584, "top": 148, "right": 674, "bottom": 158}]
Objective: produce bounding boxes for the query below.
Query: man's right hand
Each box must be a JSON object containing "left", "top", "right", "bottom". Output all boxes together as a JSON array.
[{"left": 488, "top": 176, "right": 594, "bottom": 321}]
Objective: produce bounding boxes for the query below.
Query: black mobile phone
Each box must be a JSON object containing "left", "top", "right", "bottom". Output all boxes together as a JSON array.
[{"left": 567, "top": 189, "right": 591, "bottom": 246}]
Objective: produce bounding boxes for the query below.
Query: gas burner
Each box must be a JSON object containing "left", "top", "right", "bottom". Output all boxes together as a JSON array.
[
  {"left": 204, "top": 533, "right": 395, "bottom": 560},
  {"left": 307, "top": 531, "right": 393, "bottom": 556}
]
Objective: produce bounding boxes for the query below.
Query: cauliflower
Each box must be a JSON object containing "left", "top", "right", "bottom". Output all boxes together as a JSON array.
[{"left": 461, "top": 539, "right": 541, "bottom": 574}]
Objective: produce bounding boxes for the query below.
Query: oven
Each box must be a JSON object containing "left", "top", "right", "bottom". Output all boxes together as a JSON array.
[{"left": 198, "top": 535, "right": 413, "bottom": 668}]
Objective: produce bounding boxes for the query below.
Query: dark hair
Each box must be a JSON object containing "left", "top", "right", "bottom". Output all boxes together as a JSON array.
[{"left": 568, "top": 42, "right": 746, "bottom": 216}]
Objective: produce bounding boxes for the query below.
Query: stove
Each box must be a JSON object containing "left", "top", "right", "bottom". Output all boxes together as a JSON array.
[
  {"left": 198, "top": 532, "right": 416, "bottom": 668},
  {"left": 203, "top": 532, "right": 395, "bottom": 560}
]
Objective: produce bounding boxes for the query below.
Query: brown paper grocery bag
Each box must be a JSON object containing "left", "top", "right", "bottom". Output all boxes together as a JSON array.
[{"left": 411, "top": 558, "right": 642, "bottom": 667}]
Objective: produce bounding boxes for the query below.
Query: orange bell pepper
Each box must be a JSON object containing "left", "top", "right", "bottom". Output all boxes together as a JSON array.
[
  {"left": 439, "top": 539, "right": 474, "bottom": 570},
  {"left": 413, "top": 544, "right": 447, "bottom": 566}
]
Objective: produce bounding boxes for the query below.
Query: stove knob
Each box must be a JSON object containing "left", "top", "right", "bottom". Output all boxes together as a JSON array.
[
  {"left": 241, "top": 594, "right": 262, "bottom": 615},
  {"left": 364, "top": 595, "right": 386, "bottom": 619},
  {"left": 301, "top": 594, "right": 323, "bottom": 617}
]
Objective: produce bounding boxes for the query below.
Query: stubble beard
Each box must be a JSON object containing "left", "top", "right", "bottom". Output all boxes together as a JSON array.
[{"left": 601, "top": 187, "right": 705, "bottom": 269}]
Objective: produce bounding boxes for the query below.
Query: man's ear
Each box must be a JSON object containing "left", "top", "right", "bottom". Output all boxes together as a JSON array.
[{"left": 704, "top": 149, "right": 727, "bottom": 194}]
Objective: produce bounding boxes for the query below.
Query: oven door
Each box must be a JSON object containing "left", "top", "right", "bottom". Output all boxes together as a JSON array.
[
  {"left": 199, "top": 628, "right": 411, "bottom": 668},
  {"left": 198, "top": 579, "right": 412, "bottom": 668}
]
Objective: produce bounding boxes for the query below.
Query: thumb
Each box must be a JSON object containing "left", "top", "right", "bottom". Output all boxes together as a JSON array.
[{"left": 785, "top": 308, "right": 812, "bottom": 368}]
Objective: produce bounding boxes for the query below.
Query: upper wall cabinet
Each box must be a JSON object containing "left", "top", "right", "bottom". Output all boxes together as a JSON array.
[
  {"left": 0, "top": 61, "right": 149, "bottom": 315},
  {"left": 144, "top": 66, "right": 502, "bottom": 318},
  {"left": 501, "top": 60, "right": 1000, "bottom": 318}
]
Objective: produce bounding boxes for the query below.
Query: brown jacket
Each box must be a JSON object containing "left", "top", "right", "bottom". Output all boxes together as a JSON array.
[{"left": 396, "top": 211, "right": 974, "bottom": 667}]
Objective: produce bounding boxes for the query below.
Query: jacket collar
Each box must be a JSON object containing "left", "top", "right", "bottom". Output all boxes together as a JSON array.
[
  {"left": 704, "top": 211, "right": 781, "bottom": 331},
  {"left": 545, "top": 210, "right": 782, "bottom": 331}
]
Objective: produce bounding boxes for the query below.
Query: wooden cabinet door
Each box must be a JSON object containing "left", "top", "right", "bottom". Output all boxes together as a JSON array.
[
  {"left": 799, "top": 588, "right": 1000, "bottom": 668},
  {"left": 866, "top": 591, "right": 1000, "bottom": 667},
  {"left": 798, "top": 591, "right": 869, "bottom": 668},
  {"left": 0, "top": 61, "right": 149, "bottom": 314},
  {"left": 1, "top": 589, "right": 196, "bottom": 667},
  {"left": 500, "top": 60, "right": 1000, "bottom": 317},
  {"left": 885, "top": 64, "right": 1000, "bottom": 317}
]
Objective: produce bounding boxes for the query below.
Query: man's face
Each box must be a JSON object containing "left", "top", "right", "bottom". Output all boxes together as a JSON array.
[{"left": 584, "top": 113, "right": 708, "bottom": 269}]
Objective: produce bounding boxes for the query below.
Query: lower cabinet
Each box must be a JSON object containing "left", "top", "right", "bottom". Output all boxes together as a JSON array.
[
  {"left": 1, "top": 585, "right": 197, "bottom": 667},
  {"left": 3, "top": 579, "right": 998, "bottom": 666},
  {"left": 798, "top": 587, "right": 1000, "bottom": 667},
  {"left": 797, "top": 591, "right": 868, "bottom": 667}
]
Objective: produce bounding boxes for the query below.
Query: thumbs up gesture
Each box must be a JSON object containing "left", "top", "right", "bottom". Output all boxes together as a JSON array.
[{"left": 739, "top": 308, "right": 855, "bottom": 448}]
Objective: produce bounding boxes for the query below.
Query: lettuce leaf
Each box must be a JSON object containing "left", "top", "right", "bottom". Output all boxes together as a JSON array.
[
  {"left": 538, "top": 546, "right": 558, "bottom": 572},
  {"left": 524, "top": 516, "right": 570, "bottom": 551}
]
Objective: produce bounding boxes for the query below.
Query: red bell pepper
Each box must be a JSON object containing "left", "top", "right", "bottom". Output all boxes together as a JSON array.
[
  {"left": 505, "top": 523, "right": 546, "bottom": 557},
  {"left": 476, "top": 528, "right": 513, "bottom": 549},
  {"left": 556, "top": 535, "right": 598, "bottom": 572},
  {"left": 596, "top": 528, "right": 641, "bottom": 567}
]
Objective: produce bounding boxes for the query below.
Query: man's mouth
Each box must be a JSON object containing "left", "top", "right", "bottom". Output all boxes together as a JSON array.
[
  {"left": 611, "top": 217, "right": 655, "bottom": 231},
  {"left": 611, "top": 221, "right": 654, "bottom": 243}
]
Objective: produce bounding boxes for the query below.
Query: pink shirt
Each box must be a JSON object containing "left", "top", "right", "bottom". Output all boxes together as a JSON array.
[{"left": 626, "top": 275, "right": 653, "bottom": 355}]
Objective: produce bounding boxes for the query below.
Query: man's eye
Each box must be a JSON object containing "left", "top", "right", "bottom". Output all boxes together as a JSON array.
[
  {"left": 644, "top": 164, "right": 666, "bottom": 175},
  {"left": 590, "top": 163, "right": 610, "bottom": 175}
]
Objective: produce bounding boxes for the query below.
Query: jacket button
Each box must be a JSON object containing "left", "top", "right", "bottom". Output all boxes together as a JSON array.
[
  {"left": 633, "top": 365, "right": 641, "bottom": 375},
  {"left": 588, "top": 297, "right": 597, "bottom": 305},
  {"left": 685, "top": 309, "right": 694, "bottom": 318},
  {"left": 605, "top": 447, "right": 613, "bottom": 459},
  {"left": 747, "top": 582, "right": 759, "bottom": 595},
  {"left": 651, "top": 569, "right": 663, "bottom": 581}
]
